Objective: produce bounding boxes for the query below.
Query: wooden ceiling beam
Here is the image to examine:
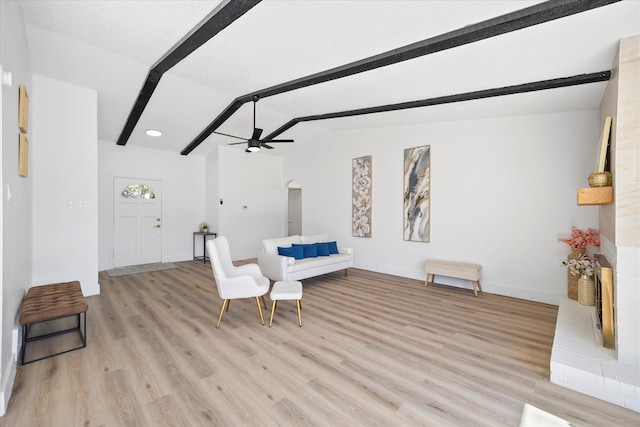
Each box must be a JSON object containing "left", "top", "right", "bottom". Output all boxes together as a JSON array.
[
  {"left": 181, "top": 0, "right": 621, "bottom": 155},
  {"left": 262, "top": 71, "right": 611, "bottom": 141},
  {"left": 117, "top": 0, "right": 261, "bottom": 146}
]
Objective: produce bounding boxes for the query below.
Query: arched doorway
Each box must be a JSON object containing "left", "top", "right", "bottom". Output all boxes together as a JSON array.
[{"left": 287, "top": 180, "right": 302, "bottom": 236}]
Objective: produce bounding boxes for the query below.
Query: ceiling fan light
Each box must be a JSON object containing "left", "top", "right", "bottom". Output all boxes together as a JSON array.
[
  {"left": 145, "top": 129, "right": 162, "bottom": 137},
  {"left": 247, "top": 139, "right": 261, "bottom": 152}
]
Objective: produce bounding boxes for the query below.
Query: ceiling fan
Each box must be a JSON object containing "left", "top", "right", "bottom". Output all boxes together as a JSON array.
[{"left": 213, "top": 96, "right": 294, "bottom": 152}]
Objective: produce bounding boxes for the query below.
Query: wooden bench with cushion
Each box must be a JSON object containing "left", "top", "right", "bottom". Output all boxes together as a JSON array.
[
  {"left": 424, "top": 259, "right": 483, "bottom": 296},
  {"left": 19, "top": 281, "right": 88, "bottom": 365}
]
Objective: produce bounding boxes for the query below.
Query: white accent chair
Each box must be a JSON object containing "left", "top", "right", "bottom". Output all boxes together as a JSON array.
[{"left": 206, "top": 236, "right": 270, "bottom": 328}]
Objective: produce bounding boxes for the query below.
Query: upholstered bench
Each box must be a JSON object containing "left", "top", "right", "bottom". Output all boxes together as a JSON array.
[
  {"left": 269, "top": 281, "right": 303, "bottom": 327},
  {"left": 19, "top": 281, "right": 88, "bottom": 365},
  {"left": 424, "top": 259, "right": 483, "bottom": 296}
]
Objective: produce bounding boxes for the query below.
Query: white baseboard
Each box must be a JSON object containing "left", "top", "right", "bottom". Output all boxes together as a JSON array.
[
  {"left": 354, "top": 261, "right": 559, "bottom": 306},
  {"left": 163, "top": 254, "right": 194, "bottom": 263},
  {"left": 81, "top": 281, "right": 101, "bottom": 296},
  {"left": 99, "top": 254, "right": 193, "bottom": 273},
  {"left": 0, "top": 352, "right": 17, "bottom": 417},
  {"left": 355, "top": 261, "right": 425, "bottom": 282}
]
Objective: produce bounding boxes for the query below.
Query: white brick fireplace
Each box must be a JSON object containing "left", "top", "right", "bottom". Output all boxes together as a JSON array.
[
  {"left": 551, "top": 35, "right": 640, "bottom": 413},
  {"left": 551, "top": 238, "right": 640, "bottom": 412}
]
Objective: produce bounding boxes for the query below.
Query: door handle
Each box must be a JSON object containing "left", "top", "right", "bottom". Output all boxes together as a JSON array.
[{"left": 154, "top": 225, "right": 161, "bottom": 228}]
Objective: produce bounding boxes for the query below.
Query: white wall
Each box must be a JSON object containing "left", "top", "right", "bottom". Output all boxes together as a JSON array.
[
  {"left": 205, "top": 147, "right": 220, "bottom": 233},
  {"left": 0, "top": 0, "right": 32, "bottom": 415},
  {"left": 285, "top": 111, "right": 600, "bottom": 305},
  {"left": 31, "top": 75, "right": 99, "bottom": 296},
  {"left": 217, "top": 145, "right": 284, "bottom": 260},
  {"left": 98, "top": 141, "right": 206, "bottom": 270}
]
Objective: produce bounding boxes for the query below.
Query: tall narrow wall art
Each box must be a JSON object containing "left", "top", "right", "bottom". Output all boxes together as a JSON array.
[
  {"left": 352, "top": 155, "right": 372, "bottom": 237},
  {"left": 403, "top": 146, "right": 430, "bottom": 242}
]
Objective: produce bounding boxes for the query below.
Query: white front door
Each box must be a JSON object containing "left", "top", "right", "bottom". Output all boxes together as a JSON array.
[{"left": 113, "top": 177, "right": 162, "bottom": 267}]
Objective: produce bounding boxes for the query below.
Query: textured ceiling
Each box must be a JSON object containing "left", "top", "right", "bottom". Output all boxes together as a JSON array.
[{"left": 19, "top": 0, "right": 640, "bottom": 156}]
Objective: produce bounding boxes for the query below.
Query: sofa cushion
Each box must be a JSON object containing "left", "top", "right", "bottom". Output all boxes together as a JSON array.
[
  {"left": 316, "top": 242, "right": 330, "bottom": 256},
  {"left": 293, "top": 243, "right": 318, "bottom": 258},
  {"left": 263, "top": 235, "right": 301, "bottom": 254},
  {"left": 300, "top": 234, "right": 329, "bottom": 244},
  {"left": 326, "top": 241, "right": 339, "bottom": 254},
  {"left": 288, "top": 253, "right": 351, "bottom": 273},
  {"left": 278, "top": 245, "right": 304, "bottom": 260}
]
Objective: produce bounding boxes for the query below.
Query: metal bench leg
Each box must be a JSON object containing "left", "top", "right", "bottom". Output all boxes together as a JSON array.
[{"left": 21, "top": 312, "right": 88, "bottom": 365}]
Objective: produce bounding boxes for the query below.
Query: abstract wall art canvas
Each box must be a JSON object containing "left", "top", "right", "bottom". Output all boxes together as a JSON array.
[
  {"left": 403, "top": 146, "right": 430, "bottom": 242},
  {"left": 352, "top": 155, "right": 372, "bottom": 238}
]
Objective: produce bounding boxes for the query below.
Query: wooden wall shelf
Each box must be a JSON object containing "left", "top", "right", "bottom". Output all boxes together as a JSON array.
[{"left": 577, "top": 186, "right": 613, "bottom": 205}]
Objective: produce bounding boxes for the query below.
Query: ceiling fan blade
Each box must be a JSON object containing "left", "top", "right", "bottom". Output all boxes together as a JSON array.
[
  {"left": 213, "top": 130, "right": 246, "bottom": 141},
  {"left": 252, "top": 128, "right": 263, "bottom": 140},
  {"left": 265, "top": 139, "right": 294, "bottom": 143},
  {"left": 228, "top": 141, "right": 248, "bottom": 145},
  {"left": 261, "top": 144, "right": 274, "bottom": 149}
]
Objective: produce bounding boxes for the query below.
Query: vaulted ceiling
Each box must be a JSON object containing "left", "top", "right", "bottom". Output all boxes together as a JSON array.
[{"left": 19, "top": 0, "right": 640, "bottom": 156}]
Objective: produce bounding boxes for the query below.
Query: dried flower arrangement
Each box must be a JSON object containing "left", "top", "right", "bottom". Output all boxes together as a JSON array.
[
  {"left": 563, "top": 255, "right": 595, "bottom": 277},
  {"left": 558, "top": 227, "right": 600, "bottom": 249}
]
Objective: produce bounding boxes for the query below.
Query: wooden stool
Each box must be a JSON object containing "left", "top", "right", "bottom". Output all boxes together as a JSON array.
[
  {"left": 269, "top": 281, "right": 302, "bottom": 327},
  {"left": 424, "top": 259, "right": 483, "bottom": 296},
  {"left": 19, "top": 281, "right": 88, "bottom": 365}
]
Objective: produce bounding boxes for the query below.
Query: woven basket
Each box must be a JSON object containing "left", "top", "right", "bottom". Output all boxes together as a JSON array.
[
  {"left": 566, "top": 248, "right": 585, "bottom": 300},
  {"left": 578, "top": 275, "right": 595, "bottom": 306}
]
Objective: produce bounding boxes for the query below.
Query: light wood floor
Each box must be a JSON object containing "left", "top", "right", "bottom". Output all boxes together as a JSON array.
[{"left": 3, "top": 261, "right": 639, "bottom": 426}]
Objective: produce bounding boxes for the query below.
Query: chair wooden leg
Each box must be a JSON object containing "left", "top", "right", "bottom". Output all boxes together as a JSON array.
[
  {"left": 226, "top": 300, "right": 230, "bottom": 312},
  {"left": 255, "top": 297, "right": 265, "bottom": 325},
  {"left": 216, "top": 299, "right": 229, "bottom": 328},
  {"left": 296, "top": 300, "right": 302, "bottom": 327},
  {"left": 269, "top": 300, "right": 277, "bottom": 327}
]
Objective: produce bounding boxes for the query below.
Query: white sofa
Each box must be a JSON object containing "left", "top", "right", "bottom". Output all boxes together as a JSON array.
[{"left": 257, "top": 234, "right": 353, "bottom": 282}]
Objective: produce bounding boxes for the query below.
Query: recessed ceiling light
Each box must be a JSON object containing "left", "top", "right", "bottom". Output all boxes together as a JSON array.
[{"left": 145, "top": 129, "right": 162, "bottom": 137}]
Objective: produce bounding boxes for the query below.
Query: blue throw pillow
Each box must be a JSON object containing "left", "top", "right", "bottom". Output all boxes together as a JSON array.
[
  {"left": 293, "top": 243, "right": 318, "bottom": 258},
  {"left": 316, "top": 242, "right": 330, "bottom": 256},
  {"left": 278, "top": 245, "right": 304, "bottom": 260},
  {"left": 326, "top": 241, "right": 339, "bottom": 254}
]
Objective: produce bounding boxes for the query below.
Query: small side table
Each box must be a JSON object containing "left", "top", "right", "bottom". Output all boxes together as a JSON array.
[{"left": 193, "top": 232, "right": 217, "bottom": 263}]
